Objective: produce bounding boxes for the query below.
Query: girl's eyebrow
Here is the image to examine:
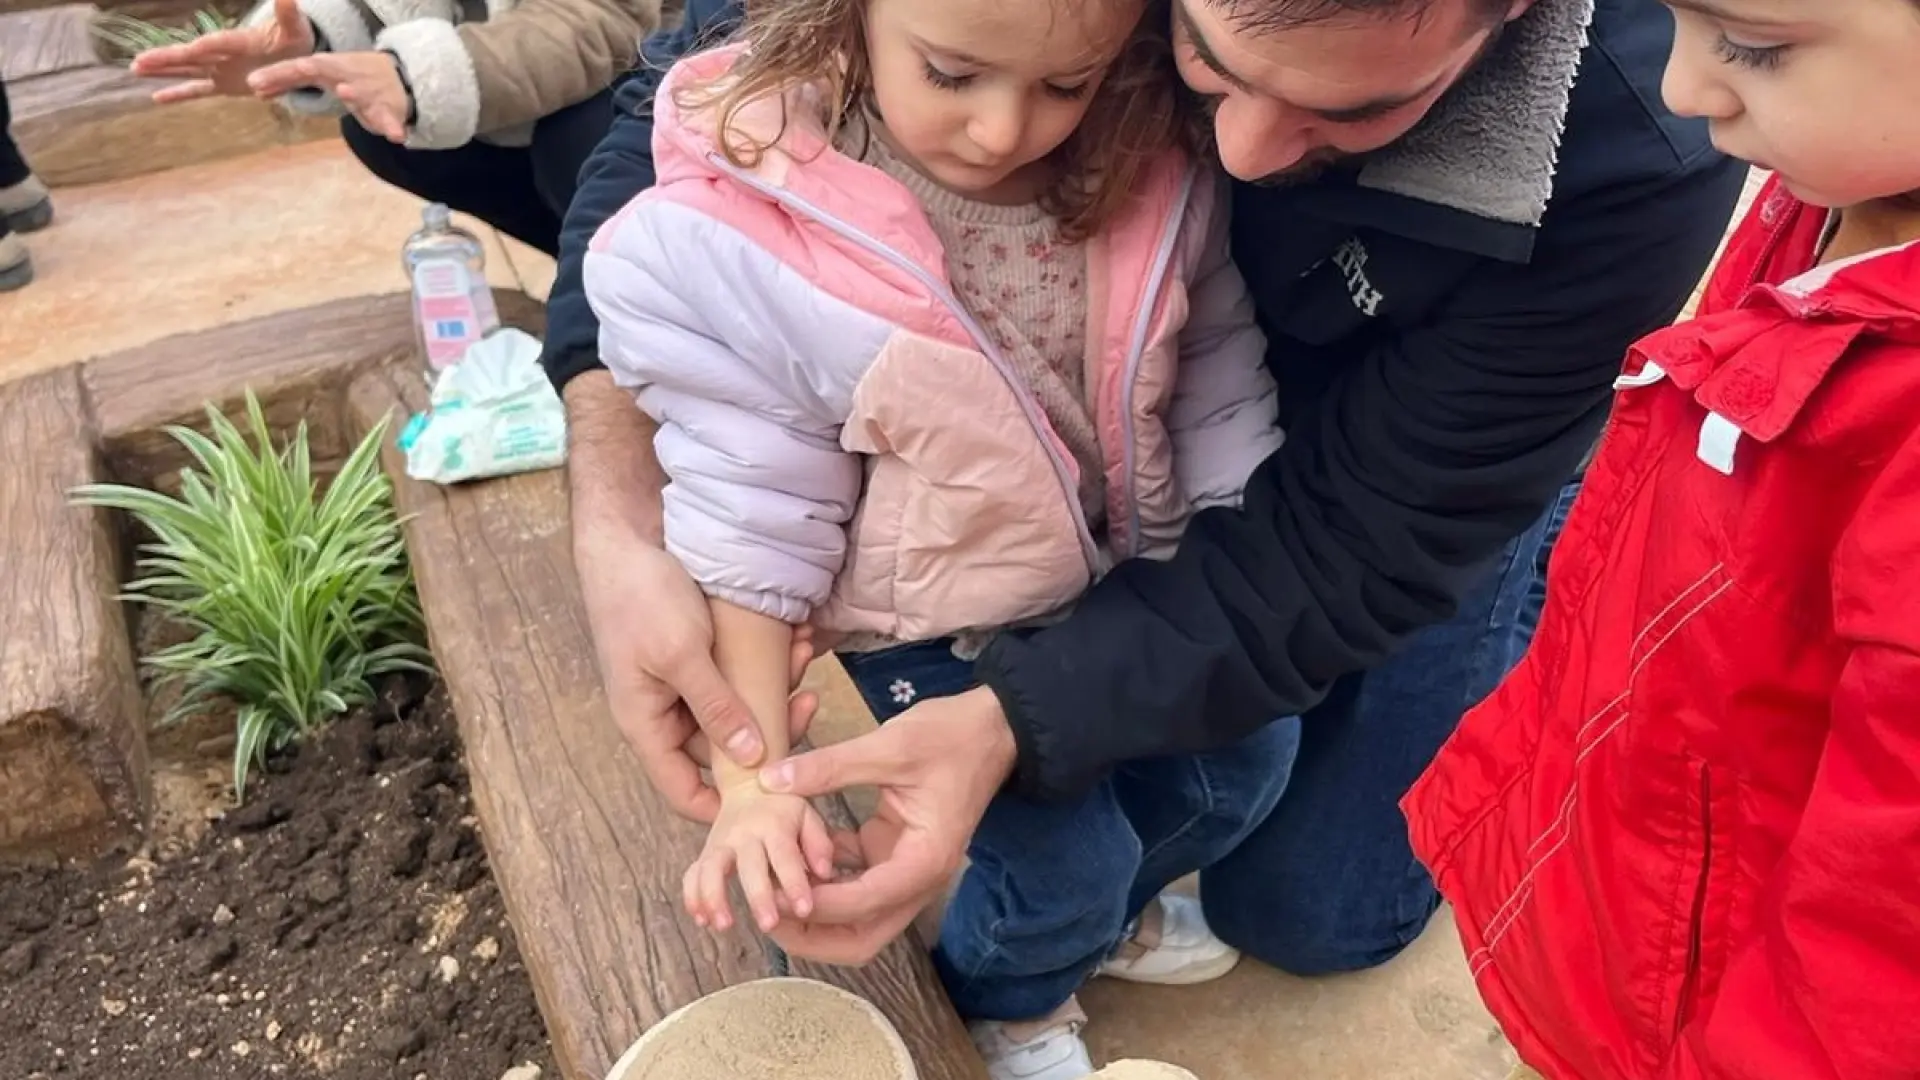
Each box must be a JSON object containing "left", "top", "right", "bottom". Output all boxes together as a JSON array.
[
  {"left": 1664, "top": 0, "right": 1801, "bottom": 26},
  {"left": 913, "top": 36, "right": 1109, "bottom": 80},
  {"left": 912, "top": 37, "right": 990, "bottom": 67}
]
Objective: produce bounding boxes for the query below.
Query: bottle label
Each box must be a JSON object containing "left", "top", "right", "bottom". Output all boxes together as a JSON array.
[{"left": 413, "top": 258, "right": 486, "bottom": 371}]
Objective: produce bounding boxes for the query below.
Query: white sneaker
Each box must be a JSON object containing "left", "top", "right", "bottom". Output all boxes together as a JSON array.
[
  {"left": 971, "top": 997, "right": 1096, "bottom": 1080},
  {"left": 1097, "top": 892, "right": 1241, "bottom": 986}
]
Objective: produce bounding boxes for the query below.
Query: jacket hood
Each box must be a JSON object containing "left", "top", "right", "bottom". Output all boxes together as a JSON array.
[{"left": 649, "top": 45, "right": 956, "bottom": 278}]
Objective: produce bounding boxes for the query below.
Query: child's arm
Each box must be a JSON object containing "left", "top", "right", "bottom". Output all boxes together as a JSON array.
[
  {"left": 685, "top": 599, "right": 837, "bottom": 934},
  {"left": 1661, "top": 431, "right": 1920, "bottom": 1080},
  {"left": 1166, "top": 172, "right": 1285, "bottom": 512},
  {"left": 705, "top": 599, "right": 797, "bottom": 793}
]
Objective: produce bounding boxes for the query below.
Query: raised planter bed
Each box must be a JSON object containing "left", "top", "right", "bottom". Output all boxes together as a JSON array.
[{"left": 0, "top": 290, "right": 985, "bottom": 1080}]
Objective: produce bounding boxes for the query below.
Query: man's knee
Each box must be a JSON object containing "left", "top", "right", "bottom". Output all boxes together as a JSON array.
[{"left": 1201, "top": 867, "right": 1441, "bottom": 976}]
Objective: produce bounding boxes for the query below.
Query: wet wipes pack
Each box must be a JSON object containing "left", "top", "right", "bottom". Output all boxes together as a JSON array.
[{"left": 398, "top": 329, "right": 567, "bottom": 484}]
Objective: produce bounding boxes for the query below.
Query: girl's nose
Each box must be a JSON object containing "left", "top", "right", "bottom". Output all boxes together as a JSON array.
[
  {"left": 1661, "top": 29, "right": 1740, "bottom": 122},
  {"left": 969, "top": 96, "right": 1027, "bottom": 160}
]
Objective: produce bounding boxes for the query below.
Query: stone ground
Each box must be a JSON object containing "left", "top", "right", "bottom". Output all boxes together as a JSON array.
[
  {"left": 0, "top": 139, "right": 558, "bottom": 384},
  {"left": 0, "top": 134, "right": 1770, "bottom": 1080}
]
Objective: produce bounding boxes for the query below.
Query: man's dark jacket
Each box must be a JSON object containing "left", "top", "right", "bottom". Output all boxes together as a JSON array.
[{"left": 541, "top": 0, "right": 1750, "bottom": 802}]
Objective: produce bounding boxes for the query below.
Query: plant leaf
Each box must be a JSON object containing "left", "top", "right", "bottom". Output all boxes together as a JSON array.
[{"left": 76, "top": 400, "right": 427, "bottom": 804}]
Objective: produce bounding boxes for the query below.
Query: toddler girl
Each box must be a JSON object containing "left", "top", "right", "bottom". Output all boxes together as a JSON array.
[
  {"left": 583, "top": 0, "right": 1290, "bottom": 1075},
  {"left": 1404, "top": 0, "right": 1920, "bottom": 1075}
]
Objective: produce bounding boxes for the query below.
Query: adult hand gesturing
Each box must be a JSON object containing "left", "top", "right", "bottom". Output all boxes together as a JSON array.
[
  {"left": 247, "top": 51, "right": 414, "bottom": 142},
  {"left": 130, "top": 0, "right": 315, "bottom": 104}
]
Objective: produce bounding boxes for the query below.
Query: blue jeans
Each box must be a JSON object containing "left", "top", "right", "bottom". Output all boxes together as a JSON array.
[
  {"left": 1198, "top": 477, "right": 1583, "bottom": 973},
  {"left": 841, "top": 641, "right": 1301, "bottom": 1022}
]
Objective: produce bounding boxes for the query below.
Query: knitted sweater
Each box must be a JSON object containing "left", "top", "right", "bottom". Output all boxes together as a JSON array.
[{"left": 844, "top": 116, "right": 1106, "bottom": 529}]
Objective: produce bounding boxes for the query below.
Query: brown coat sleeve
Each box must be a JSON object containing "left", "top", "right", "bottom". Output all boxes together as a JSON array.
[
  {"left": 375, "top": 0, "right": 660, "bottom": 149},
  {"left": 461, "top": 0, "right": 660, "bottom": 133}
]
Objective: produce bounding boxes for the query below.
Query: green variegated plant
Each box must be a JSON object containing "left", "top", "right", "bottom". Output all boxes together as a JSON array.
[
  {"left": 92, "top": 9, "right": 237, "bottom": 65},
  {"left": 72, "top": 392, "right": 431, "bottom": 802}
]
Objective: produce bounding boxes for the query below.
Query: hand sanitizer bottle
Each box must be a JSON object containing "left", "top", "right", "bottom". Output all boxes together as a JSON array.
[{"left": 403, "top": 203, "right": 501, "bottom": 378}]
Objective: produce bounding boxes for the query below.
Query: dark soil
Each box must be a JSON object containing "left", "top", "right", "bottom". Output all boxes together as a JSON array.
[{"left": 0, "top": 677, "right": 556, "bottom": 1080}]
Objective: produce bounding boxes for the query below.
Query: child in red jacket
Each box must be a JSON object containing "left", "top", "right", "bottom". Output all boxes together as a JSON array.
[{"left": 1402, "top": 2, "right": 1920, "bottom": 1078}]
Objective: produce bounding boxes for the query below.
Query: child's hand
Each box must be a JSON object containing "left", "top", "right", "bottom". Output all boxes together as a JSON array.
[{"left": 685, "top": 789, "right": 837, "bottom": 932}]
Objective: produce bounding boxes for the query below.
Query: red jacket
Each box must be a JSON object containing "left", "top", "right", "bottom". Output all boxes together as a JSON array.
[{"left": 1403, "top": 176, "right": 1920, "bottom": 1080}]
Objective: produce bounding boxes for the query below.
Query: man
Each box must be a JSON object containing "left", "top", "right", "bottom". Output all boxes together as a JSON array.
[{"left": 541, "top": 0, "right": 1746, "bottom": 975}]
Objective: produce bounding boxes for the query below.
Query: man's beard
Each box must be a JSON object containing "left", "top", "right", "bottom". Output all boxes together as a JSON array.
[{"left": 1249, "top": 146, "right": 1369, "bottom": 187}]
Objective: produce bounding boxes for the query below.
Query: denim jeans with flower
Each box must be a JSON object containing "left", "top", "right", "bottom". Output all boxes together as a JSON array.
[{"left": 839, "top": 639, "right": 1299, "bottom": 1022}]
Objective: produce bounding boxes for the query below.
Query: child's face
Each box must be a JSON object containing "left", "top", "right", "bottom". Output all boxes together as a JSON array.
[
  {"left": 1662, "top": 0, "right": 1920, "bottom": 207},
  {"left": 863, "top": 0, "right": 1140, "bottom": 200}
]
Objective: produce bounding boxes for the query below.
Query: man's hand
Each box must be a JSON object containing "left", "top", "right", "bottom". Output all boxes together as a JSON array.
[
  {"left": 131, "top": 0, "right": 315, "bottom": 103},
  {"left": 577, "top": 534, "right": 817, "bottom": 822},
  {"left": 248, "top": 51, "right": 412, "bottom": 142},
  {"left": 758, "top": 686, "right": 1017, "bottom": 965}
]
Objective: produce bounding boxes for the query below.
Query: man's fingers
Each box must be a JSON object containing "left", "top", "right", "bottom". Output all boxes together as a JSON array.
[
  {"left": 767, "top": 902, "right": 925, "bottom": 967},
  {"left": 675, "top": 653, "right": 767, "bottom": 768},
  {"left": 608, "top": 686, "right": 721, "bottom": 822},
  {"left": 151, "top": 79, "right": 220, "bottom": 104},
  {"left": 799, "top": 810, "right": 836, "bottom": 881},
  {"left": 760, "top": 725, "right": 901, "bottom": 797},
  {"left": 786, "top": 690, "right": 817, "bottom": 746},
  {"left": 652, "top": 760, "right": 722, "bottom": 823},
  {"left": 804, "top": 834, "right": 950, "bottom": 926},
  {"left": 638, "top": 737, "right": 721, "bottom": 822},
  {"left": 618, "top": 704, "right": 718, "bottom": 820},
  {"left": 826, "top": 827, "right": 866, "bottom": 873},
  {"left": 787, "top": 631, "right": 817, "bottom": 687}
]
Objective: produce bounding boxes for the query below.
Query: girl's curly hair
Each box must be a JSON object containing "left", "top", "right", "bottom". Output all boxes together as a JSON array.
[{"left": 676, "top": 0, "right": 1204, "bottom": 242}]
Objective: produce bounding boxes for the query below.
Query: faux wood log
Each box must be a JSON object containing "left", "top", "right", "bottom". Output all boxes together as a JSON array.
[
  {"left": 0, "top": 367, "right": 149, "bottom": 856},
  {"left": 346, "top": 355, "right": 984, "bottom": 1080}
]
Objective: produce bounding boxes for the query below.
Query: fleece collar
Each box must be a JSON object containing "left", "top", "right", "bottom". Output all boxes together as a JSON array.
[{"left": 1297, "top": 0, "right": 1596, "bottom": 262}]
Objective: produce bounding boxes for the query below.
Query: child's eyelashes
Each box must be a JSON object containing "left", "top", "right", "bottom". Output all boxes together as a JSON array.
[
  {"left": 917, "top": 60, "right": 1095, "bottom": 101},
  {"left": 921, "top": 60, "right": 973, "bottom": 91},
  {"left": 1714, "top": 34, "right": 1787, "bottom": 71}
]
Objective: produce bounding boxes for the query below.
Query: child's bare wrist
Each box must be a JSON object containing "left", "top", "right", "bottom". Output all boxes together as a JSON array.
[{"left": 717, "top": 774, "right": 787, "bottom": 802}]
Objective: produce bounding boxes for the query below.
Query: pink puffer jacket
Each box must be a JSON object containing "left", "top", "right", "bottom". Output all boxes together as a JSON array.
[{"left": 585, "top": 45, "right": 1283, "bottom": 642}]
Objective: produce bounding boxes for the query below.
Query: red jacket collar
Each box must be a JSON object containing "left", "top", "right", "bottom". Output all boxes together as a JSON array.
[{"left": 1628, "top": 204, "right": 1920, "bottom": 444}]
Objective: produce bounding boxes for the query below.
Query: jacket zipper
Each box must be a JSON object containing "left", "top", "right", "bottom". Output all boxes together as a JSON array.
[
  {"left": 1117, "top": 168, "right": 1198, "bottom": 556},
  {"left": 1673, "top": 765, "right": 1713, "bottom": 1041},
  {"left": 705, "top": 154, "right": 1102, "bottom": 575}
]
